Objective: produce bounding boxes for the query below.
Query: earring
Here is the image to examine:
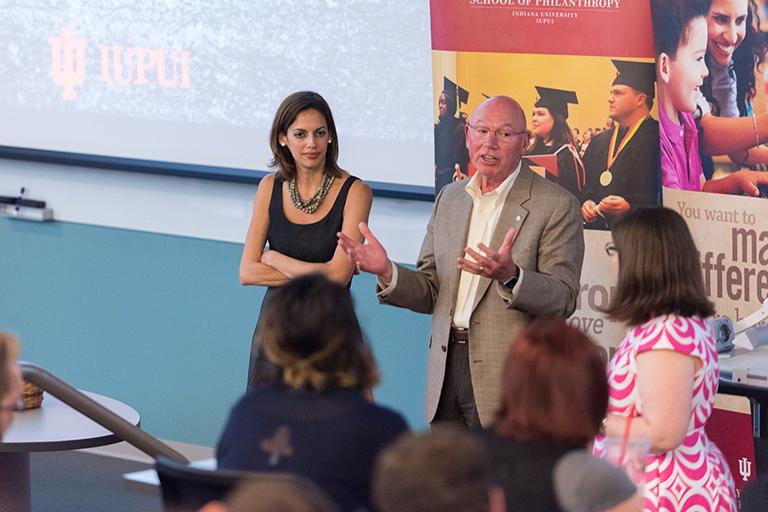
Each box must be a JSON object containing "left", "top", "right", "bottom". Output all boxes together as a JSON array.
[
  {"left": 280, "top": 143, "right": 286, "bottom": 147},
  {"left": 328, "top": 139, "right": 332, "bottom": 144}
]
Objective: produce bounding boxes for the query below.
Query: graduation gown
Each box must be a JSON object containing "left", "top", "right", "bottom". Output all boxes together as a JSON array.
[
  {"left": 434, "top": 116, "right": 469, "bottom": 193},
  {"left": 581, "top": 118, "right": 661, "bottom": 230},
  {"left": 527, "top": 140, "right": 586, "bottom": 202}
]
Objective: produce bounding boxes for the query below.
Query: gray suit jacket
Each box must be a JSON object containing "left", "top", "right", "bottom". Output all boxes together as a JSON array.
[{"left": 380, "top": 165, "right": 584, "bottom": 425}]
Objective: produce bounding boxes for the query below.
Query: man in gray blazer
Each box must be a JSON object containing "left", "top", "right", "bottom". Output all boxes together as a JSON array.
[{"left": 338, "top": 96, "right": 584, "bottom": 428}]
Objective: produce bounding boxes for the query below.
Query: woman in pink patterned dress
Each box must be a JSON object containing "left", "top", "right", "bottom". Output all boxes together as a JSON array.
[{"left": 594, "top": 207, "right": 736, "bottom": 511}]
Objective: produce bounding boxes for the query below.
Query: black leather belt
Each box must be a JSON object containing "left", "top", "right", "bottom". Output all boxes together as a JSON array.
[{"left": 450, "top": 327, "right": 469, "bottom": 344}]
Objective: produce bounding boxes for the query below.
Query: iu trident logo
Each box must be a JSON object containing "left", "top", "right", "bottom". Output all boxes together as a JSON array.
[
  {"left": 738, "top": 457, "right": 752, "bottom": 481},
  {"left": 49, "top": 27, "right": 87, "bottom": 101}
]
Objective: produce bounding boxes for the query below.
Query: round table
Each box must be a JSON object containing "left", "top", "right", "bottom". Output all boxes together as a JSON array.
[{"left": 0, "top": 390, "right": 140, "bottom": 511}]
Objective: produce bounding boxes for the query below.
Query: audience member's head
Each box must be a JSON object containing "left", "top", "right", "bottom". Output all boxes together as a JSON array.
[
  {"left": 494, "top": 319, "right": 607, "bottom": 447},
  {"left": 258, "top": 274, "right": 378, "bottom": 391},
  {"left": 603, "top": 206, "right": 715, "bottom": 326},
  {"left": 199, "top": 475, "right": 340, "bottom": 512},
  {"left": 0, "top": 332, "right": 21, "bottom": 438},
  {"left": 373, "top": 428, "right": 504, "bottom": 512}
]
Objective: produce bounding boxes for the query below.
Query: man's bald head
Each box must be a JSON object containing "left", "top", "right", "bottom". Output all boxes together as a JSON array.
[{"left": 472, "top": 96, "right": 527, "bottom": 132}]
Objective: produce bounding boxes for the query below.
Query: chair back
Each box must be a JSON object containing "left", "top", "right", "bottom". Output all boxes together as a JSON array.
[
  {"left": 156, "top": 457, "right": 245, "bottom": 511},
  {"left": 155, "top": 457, "right": 340, "bottom": 512}
]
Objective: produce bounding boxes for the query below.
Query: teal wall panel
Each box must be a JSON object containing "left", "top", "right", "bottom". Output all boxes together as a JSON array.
[{"left": 0, "top": 218, "right": 430, "bottom": 446}]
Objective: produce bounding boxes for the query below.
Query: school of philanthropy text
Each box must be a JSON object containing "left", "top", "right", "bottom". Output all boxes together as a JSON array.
[{"left": 469, "top": 0, "right": 620, "bottom": 8}]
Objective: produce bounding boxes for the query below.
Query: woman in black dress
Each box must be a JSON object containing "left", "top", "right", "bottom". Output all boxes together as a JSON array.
[{"left": 239, "top": 91, "right": 372, "bottom": 387}]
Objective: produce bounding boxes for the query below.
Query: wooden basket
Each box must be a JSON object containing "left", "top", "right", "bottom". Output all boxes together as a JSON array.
[{"left": 21, "top": 381, "right": 44, "bottom": 410}]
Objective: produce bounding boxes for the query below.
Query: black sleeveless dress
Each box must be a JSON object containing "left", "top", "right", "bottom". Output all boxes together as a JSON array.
[{"left": 247, "top": 175, "right": 359, "bottom": 388}]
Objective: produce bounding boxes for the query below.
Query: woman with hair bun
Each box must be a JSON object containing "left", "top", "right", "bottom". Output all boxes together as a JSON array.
[{"left": 217, "top": 274, "right": 407, "bottom": 512}]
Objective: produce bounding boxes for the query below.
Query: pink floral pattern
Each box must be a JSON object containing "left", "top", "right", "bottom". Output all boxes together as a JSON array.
[{"left": 594, "top": 315, "right": 737, "bottom": 511}]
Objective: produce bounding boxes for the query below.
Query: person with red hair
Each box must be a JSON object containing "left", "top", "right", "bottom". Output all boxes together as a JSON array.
[{"left": 484, "top": 320, "right": 640, "bottom": 512}]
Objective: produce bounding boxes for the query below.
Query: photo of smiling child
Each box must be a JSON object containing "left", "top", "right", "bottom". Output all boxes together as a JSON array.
[
  {"left": 653, "top": 0, "right": 768, "bottom": 196},
  {"left": 654, "top": 0, "right": 712, "bottom": 190}
]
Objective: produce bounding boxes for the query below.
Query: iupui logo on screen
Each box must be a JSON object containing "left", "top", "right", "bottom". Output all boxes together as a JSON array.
[
  {"left": 50, "top": 27, "right": 87, "bottom": 100},
  {"left": 49, "top": 27, "right": 192, "bottom": 102}
]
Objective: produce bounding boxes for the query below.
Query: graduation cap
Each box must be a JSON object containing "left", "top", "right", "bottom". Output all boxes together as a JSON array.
[
  {"left": 443, "top": 77, "right": 469, "bottom": 106},
  {"left": 535, "top": 86, "right": 578, "bottom": 119},
  {"left": 611, "top": 60, "right": 656, "bottom": 99}
]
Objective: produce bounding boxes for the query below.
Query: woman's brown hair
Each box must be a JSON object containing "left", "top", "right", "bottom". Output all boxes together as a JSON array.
[
  {"left": 531, "top": 109, "right": 576, "bottom": 149},
  {"left": 258, "top": 274, "right": 378, "bottom": 391},
  {"left": 494, "top": 319, "right": 608, "bottom": 446},
  {"left": 268, "top": 91, "right": 343, "bottom": 180},
  {"left": 603, "top": 207, "right": 714, "bottom": 326}
]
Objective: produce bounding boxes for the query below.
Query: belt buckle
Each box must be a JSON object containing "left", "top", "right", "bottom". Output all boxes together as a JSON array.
[{"left": 451, "top": 327, "right": 468, "bottom": 344}]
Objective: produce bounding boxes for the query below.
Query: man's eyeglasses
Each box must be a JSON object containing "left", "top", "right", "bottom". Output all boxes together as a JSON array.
[
  {"left": 468, "top": 124, "right": 527, "bottom": 144},
  {"left": 604, "top": 242, "right": 619, "bottom": 257}
]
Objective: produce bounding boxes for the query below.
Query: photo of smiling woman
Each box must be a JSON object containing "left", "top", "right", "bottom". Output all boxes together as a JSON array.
[
  {"left": 698, "top": 0, "right": 768, "bottom": 168},
  {"left": 239, "top": 91, "right": 373, "bottom": 388}
]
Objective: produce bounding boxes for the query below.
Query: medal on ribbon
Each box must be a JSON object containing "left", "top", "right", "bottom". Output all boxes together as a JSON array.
[{"left": 602, "top": 116, "right": 647, "bottom": 187}]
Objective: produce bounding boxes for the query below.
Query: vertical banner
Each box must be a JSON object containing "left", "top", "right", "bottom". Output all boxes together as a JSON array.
[
  {"left": 429, "top": 0, "right": 660, "bottom": 352},
  {"left": 654, "top": 4, "right": 768, "bottom": 495},
  {"left": 655, "top": 0, "right": 768, "bottom": 328}
]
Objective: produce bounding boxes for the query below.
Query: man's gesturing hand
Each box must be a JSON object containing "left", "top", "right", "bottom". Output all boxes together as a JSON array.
[
  {"left": 457, "top": 227, "right": 518, "bottom": 283},
  {"left": 338, "top": 222, "right": 393, "bottom": 283}
]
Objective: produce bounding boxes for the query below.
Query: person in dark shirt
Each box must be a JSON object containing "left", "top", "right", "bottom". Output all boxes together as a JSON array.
[
  {"left": 217, "top": 274, "right": 408, "bottom": 512},
  {"left": 581, "top": 60, "right": 660, "bottom": 230},
  {"left": 484, "top": 320, "right": 640, "bottom": 512}
]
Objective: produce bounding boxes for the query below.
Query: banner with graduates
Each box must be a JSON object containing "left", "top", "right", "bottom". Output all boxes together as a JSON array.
[{"left": 429, "top": 0, "right": 659, "bottom": 352}]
